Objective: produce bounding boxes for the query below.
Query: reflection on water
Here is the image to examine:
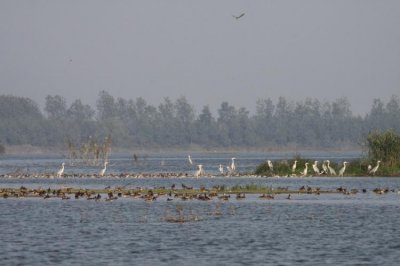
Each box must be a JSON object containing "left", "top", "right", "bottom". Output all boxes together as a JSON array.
[{"left": 1, "top": 152, "right": 400, "bottom": 265}]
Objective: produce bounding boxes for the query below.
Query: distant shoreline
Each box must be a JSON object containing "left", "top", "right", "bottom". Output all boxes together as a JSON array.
[{"left": 3, "top": 144, "right": 363, "bottom": 156}]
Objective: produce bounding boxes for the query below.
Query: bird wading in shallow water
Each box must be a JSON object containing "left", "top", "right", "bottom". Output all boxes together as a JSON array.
[
  {"left": 195, "top": 164, "right": 204, "bottom": 177},
  {"left": 99, "top": 161, "right": 108, "bottom": 177},
  {"left": 219, "top": 164, "right": 224, "bottom": 175},
  {"left": 57, "top": 162, "right": 65, "bottom": 177},
  {"left": 231, "top": 158, "right": 236, "bottom": 172}
]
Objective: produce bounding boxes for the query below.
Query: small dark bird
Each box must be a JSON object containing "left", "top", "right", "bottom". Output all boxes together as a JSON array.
[{"left": 233, "top": 13, "right": 245, "bottom": 19}]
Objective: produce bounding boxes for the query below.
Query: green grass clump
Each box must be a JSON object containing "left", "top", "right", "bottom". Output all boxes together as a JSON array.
[
  {"left": 254, "top": 155, "right": 320, "bottom": 176},
  {"left": 254, "top": 156, "right": 400, "bottom": 177}
]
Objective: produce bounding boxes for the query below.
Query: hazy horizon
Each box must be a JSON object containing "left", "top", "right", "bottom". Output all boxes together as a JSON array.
[{"left": 1, "top": 1, "right": 399, "bottom": 115}]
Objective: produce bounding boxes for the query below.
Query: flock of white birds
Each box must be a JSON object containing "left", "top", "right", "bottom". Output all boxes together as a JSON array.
[
  {"left": 56, "top": 161, "right": 108, "bottom": 177},
  {"left": 267, "top": 159, "right": 381, "bottom": 177},
  {"left": 55, "top": 156, "right": 382, "bottom": 178},
  {"left": 189, "top": 155, "right": 236, "bottom": 177}
]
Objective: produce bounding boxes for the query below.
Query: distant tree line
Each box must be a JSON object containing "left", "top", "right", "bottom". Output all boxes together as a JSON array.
[{"left": 0, "top": 91, "right": 399, "bottom": 149}]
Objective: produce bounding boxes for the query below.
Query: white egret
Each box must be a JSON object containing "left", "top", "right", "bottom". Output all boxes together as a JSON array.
[
  {"left": 321, "top": 161, "right": 328, "bottom": 174},
  {"left": 326, "top": 160, "right": 336, "bottom": 176},
  {"left": 99, "top": 161, "right": 108, "bottom": 177},
  {"left": 267, "top": 160, "right": 274, "bottom": 172},
  {"left": 338, "top": 162, "right": 348, "bottom": 177},
  {"left": 195, "top": 164, "right": 204, "bottom": 177},
  {"left": 231, "top": 158, "right": 236, "bottom": 172},
  {"left": 188, "top": 155, "right": 193, "bottom": 165},
  {"left": 226, "top": 166, "right": 232, "bottom": 175},
  {"left": 368, "top": 160, "right": 381, "bottom": 175},
  {"left": 219, "top": 164, "right": 224, "bottom": 174},
  {"left": 301, "top": 163, "right": 309, "bottom": 177},
  {"left": 57, "top": 162, "right": 65, "bottom": 177},
  {"left": 312, "top": 161, "right": 320, "bottom": 175},
  {"left": 292, "top": 160, "right": 298, "bottom": 173},
  {"left": 367, "top": 165, "right": 372, "bottom": 172}
]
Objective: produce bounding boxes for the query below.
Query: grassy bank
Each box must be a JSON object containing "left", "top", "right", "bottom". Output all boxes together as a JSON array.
[{"left": 254, "top": 157, "right": 400, "bottom": 177}]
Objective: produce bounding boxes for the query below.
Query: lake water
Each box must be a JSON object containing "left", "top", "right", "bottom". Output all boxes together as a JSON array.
[{"left": 1, "top": 152, "right": 399, "bottom": 265}]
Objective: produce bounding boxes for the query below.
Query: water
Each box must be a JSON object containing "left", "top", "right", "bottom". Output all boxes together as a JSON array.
[
  {"left": 0, "top": 151, "right": 361, "bottom": 175},
  {"left": 1, "top": 152, "right": 399, "bottom": 266}
]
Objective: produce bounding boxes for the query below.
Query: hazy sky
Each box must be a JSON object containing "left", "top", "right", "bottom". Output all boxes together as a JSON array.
[{"left": 1, "top": 0, "right": 399, "bottom": 115}]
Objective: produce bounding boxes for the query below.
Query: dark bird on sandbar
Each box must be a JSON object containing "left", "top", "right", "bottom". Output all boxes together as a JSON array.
[{"left": 233, "top": 13, "right": 245, "bottom": 19}]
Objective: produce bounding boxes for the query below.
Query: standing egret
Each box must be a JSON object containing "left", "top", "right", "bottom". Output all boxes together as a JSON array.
[
  {"left": 301, "top": 163, "right": 309, "bottom": 177},
  {"left": 312, "top": 161, "right": 320, "bottom": 175},
  {"left": 226, "top": 166, "right": 232, "bottom": 175},
  {"left": 338, "top": 162, "right": 349, "bottom": 177},
  {"left": 195, "top": 164, "right": 204, "bottom": 177},
  {"left": 57, "top": 162, "right": 65, "bottom": 177},
  {"left": 219, "top": 164, "right": 224, "bottom": 174},
  {"left": 267, "top": 160, "right": 274, "bottom": 172},
  {"left": 99, "top": 161, "right": 108, "bottom": 177},
  {"left": 231, "top": 158, "right": 236, "bottom": 172},
  {"left": 188, "top": 155, "right": 193, "bottom": 165},
  {"left": 368, "top": 160, "right": 381, "bottom": 175},
  {"left": 321, "top": 161, "right": 328, "bottom": 175},
  {"left": 367, "top": 165, "right": 372, "bottom": 172},
  {"left": 326, "top": 160, "right": 336, "bottom": 175},
  {"left": 292, "top": 160, "right": 298, "bottom": 173}
]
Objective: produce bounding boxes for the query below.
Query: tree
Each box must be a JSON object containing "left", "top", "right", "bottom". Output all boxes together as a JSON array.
[
  {"left": 385, "top": 95, "right": 400, "bottom": 131},
  {"left": 157, "top": 98, "right": 176, "bottom": 145},
  {"left": 44, "top": 95, "right": 67, "bottom": 119},
  {"left": 195, "top": 105, "right": 218, "bottom": 146},
  {"left": 67, "top": 99, "right": 95, "bottom": 121},
  {"left": 96, "top": 91, "right": 116, "bottom": 121},
  {"left": 274, "top": 97, "right": 293, "bottom": 145},
  {"left": 254, "top": 98, "right": 275, "bottom": 144},
  {"left": 174, "top": 97, "right": 195, "bottom": 145},
  {"left": 0, "top": 95, "right": 45, "bottom": 145},
  {"left": 217, "top": 102, "right": 237, "bottom": 146}
]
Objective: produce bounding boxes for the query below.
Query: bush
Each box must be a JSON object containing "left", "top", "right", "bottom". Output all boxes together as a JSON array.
[{"left": 366, "top": 130, "right": 400, "bottom": 167}]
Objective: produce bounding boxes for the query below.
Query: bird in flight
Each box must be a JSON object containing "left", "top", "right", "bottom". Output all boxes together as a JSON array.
[{"left": 233, "top": 13, "right": 245, "bottom": 19}]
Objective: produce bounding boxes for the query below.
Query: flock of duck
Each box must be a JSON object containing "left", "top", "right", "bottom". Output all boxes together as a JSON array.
[{"left": 1, "top": 182, "right": 398, "bottom": 202}]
